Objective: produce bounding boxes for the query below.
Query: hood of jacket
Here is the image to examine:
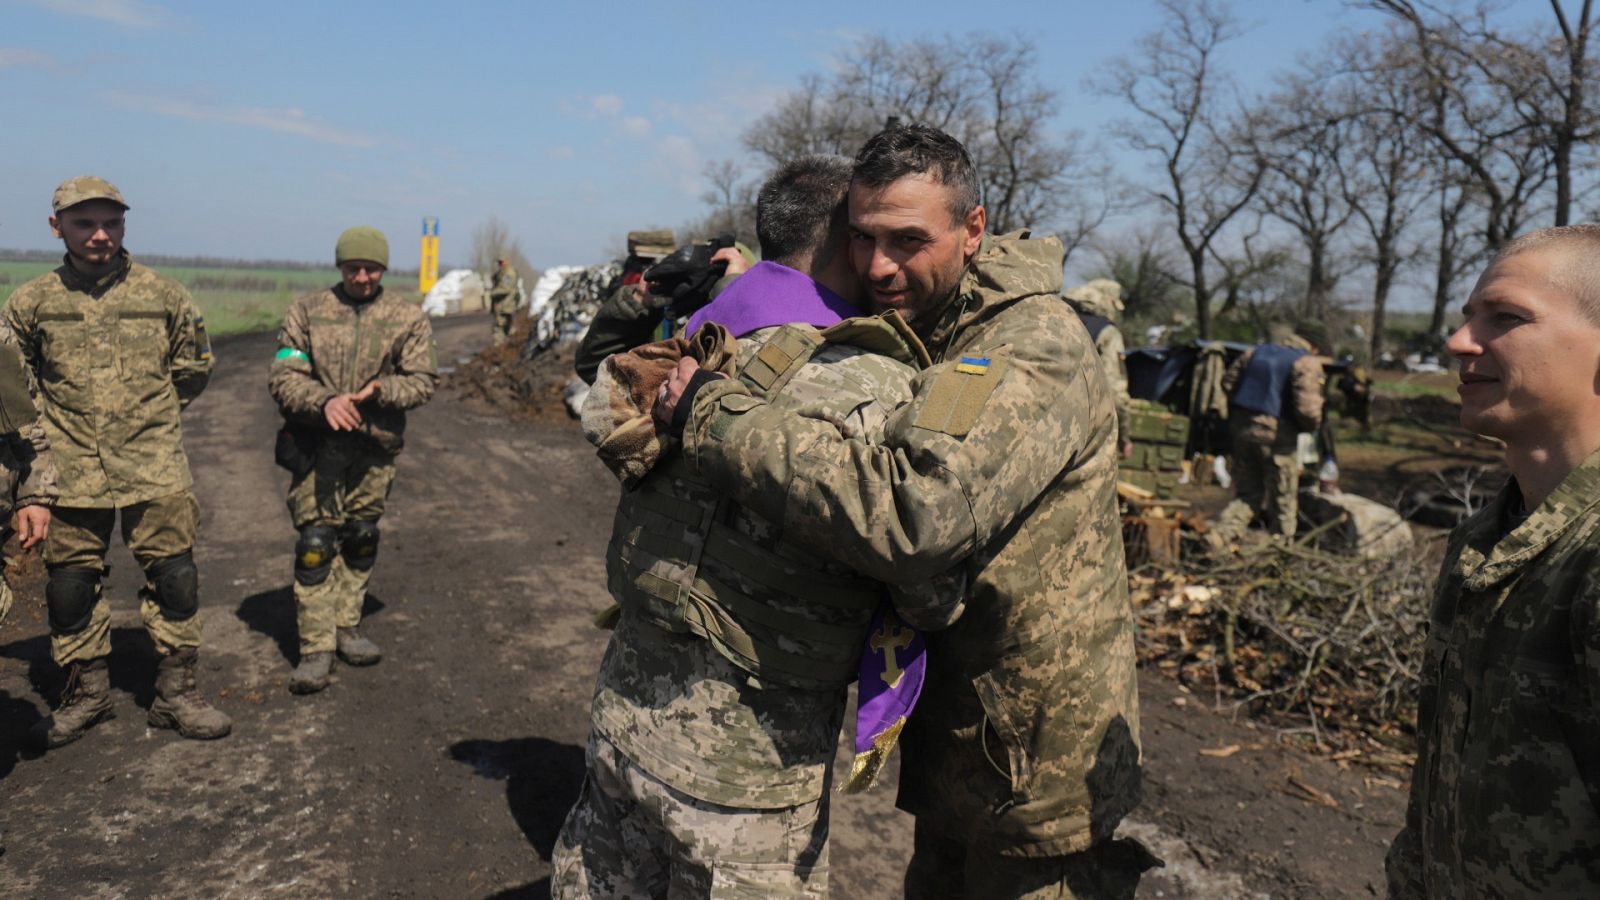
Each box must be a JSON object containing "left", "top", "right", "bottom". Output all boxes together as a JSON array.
[{"left": 918, "top": 230, "right": 1066, "bottom": 357}]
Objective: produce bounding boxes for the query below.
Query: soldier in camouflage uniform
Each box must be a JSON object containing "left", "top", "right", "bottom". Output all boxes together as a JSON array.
[
  {"left": 661, "top": 126, "right": 1155, "bottom": 898},
  {"left": 268, "top": 226, "right": 437, "bottom": 694},
  {"left": 1064, "top": 278, "right": 1132, "bottom": 457},
  {"left": 1387, "top": 227, "right": 1600, "bottom": 897},
  {"left": 554, "top": 156, "right": 931, "bottom": 898},
  {"left": 1216, "top": 326, "right": 1325, "bottom": 539},
  {"left": 574, "top": 229, "right": 676, "bottom": 385},
  {"left": 488, "top": 256, "right": 519, "bottom": 345},
  {"left": 13, "top": 176, "right": 230, "bottom": 748},
  {"left": 0, "top": 324, "right": 58, "bottom": 629}
]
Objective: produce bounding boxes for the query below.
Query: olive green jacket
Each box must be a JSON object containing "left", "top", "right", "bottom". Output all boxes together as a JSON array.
[
  {"left": 1387, "top": 446, "right": 1600, "bottom": 898},
  {"left": 6, "top": 253, "right": 210, "bottom": 507},
  {"left": 489, "top": 264, "right": 519, "bottom": 314},
  {"left": 268, "top": 285, "right": 437, "bottom": 454},
  {"left": 681, "top": 232, "right": 1141, "bottom": 857}
]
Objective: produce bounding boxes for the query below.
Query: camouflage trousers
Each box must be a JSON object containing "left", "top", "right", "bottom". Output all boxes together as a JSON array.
[
  {"left": 492, "top": 310, "right": 515, "bottom": 345},
  {"left": 45, "top": 491, "right": 203, "bottom": 664},
  {"left": 0, "top": 576, "right": 11, "bottom": 627},
  {"left": 287, "top": 436, "right": 394, "bottom": 655},
  {"left": 1221, "top": 430, "right": 1302, "bottom": 539},
  {"left": 904, "top": 820, "right": 1158, "bottom": 899},
  {"left": 551, "top": 733, "right": 829, "bottom": 899}
]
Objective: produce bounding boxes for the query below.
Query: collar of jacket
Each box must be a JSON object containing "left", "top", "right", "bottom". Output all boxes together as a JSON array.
[
  {"left": 1458, "top": 442, "right": 1600, "bottom": 592},
  {"left": 333, "top": 283, "right": 385, "bottom": 306},
  {"left": 918, "top": 230, "right": 1066, "bottom": 358},
  {"left": 58, "top": 249, "right": 131, "bottom": 295}
]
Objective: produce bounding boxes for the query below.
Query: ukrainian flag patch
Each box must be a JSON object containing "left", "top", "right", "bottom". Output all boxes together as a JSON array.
[{"left": 954, "top": 356, "right": 990, "bottom": 375}]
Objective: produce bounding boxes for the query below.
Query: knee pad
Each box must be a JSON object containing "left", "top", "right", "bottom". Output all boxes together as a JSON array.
[
  {"left": 294, "top": 525, "right": 338, "bottom": 586},
  {"left": 145, "top": 551, "right": 200, "bottom": 621},
  {"left": 339, "top": 519, "right": 380, "bottom": 572},
  {"left": 45, "top": 567, "right": 101, "bottom": 634}
]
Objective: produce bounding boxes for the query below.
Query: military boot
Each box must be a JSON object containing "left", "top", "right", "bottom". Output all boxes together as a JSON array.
[
  {"left": 28, "top": 657, "right": 115, "bottom": 750},
  {"left": 148, "top": 648, "right": 232, "bottom": 740},
  {"left": 336, "top": 627, "right": 381, "bottom": 666},
  {"left": 289, "top": 651, "right": 333, "bottom": 695}
]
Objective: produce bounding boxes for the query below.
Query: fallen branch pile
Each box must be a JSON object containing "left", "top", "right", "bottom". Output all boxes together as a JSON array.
[{"left": 1131, "top": 527, "right": 1442, "bottom": 769}]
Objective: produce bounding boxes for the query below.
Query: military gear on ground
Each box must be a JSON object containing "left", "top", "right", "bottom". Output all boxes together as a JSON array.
[
  {"left": 289, "top": 651, "right": 334, "bottom": 695},
  {"left": 7, "top": 251, "right": 211, "bottom": 507},
  {"left": 1387, "top": 446, "right": 1600, "bottom": 897},
  {"left": 45, "top": 491, "right": 203, "bottom": 664},
  {"left": 334, "top": 225, "right": 389, "bottom": 268},
  {"left": 681, "top": 232, "right": 1142, "bottom": 858},
  {"left": 643, "top": 234, "right": 734, "bottom": 319},
  {"left": 29, "top": 656, "right": 114, "bottom": 749},
  {"left": 144, "top": 550, "right": 199, "bottom": 621},
  {"left": 551, "top": 733, "right": 829, "bottom": 899},
  {"left": 335, "top": 626, "right": 381, "bottom": 666},
  {"left": 338, "top": 519, "right": 379, "bottom": 571},
  {"left": 294, "top": 524, "right": 337, "bottom": 585},
  {"left": 147, "top": 646, "right": 231, "bottom": 739},
  {"left": 52, "top": 176, "right": 128, "bottom": 213},
  {"left": 626, "top": 229, "right": 675, "bottom": 261}
]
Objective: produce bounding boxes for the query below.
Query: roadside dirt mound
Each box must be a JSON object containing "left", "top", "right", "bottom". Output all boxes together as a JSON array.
[{"left": 445, "top": 312, "right": 580, "bottom": 427}]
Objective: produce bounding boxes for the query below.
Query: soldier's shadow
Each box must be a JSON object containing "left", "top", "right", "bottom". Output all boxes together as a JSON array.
[
  {"left": 449, "top": 736, "right": 585, "bottom": 864},
  {"left": 236, "top": 585, "right": 385, "bottom": 665}
]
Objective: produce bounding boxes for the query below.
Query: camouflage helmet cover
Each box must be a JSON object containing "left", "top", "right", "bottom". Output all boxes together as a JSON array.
[
  {"left": 1063, "top": 278, "right": 1124, "bottom": 320},
  {"left": 52, "top": 176, "right": 129, "bottom": 213},
  {"left": 627, "top": 229, "right": 676, "bottom": 261}
]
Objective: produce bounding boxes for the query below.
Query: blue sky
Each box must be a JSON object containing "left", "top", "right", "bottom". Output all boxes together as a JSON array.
[{"left": 3, "top": 0, "right": 1399, "bottom": 272}]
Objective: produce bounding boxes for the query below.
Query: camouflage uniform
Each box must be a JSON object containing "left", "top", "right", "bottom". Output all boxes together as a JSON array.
[
  {"left": 489, "top": 262, "right": 519, "bottom": 345},
  {"left": 1387, "top": 446, "right": 1600, "bottom": 897},
  {"left": 554, "top": 318, "right": 926, "bottom": 898},
  {"left": 681, "top": 233, "right": 1151, "bottom": 893},
  {"left": 0, "top": 322, "right": 60, "bottom": 627},
  {"left": 6, "top": 249, "right": 213, "bottom": 664},
  {"left": 1063, "top": 279, "right": 1131, "bottom": 451},
  {"left": 268, "top": 283, "right": 436, "bottom": 659},
  {"left": 1217, "top": 339, "right": 1325, "bottom": 539}
]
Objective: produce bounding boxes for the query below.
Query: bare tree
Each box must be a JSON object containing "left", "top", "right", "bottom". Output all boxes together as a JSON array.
[
  {"left": 470, "top": 216, "right": 536, "bottom": 288},
  {"left": 1087, "top": 227, "right": 1189, "bottom": 328},
  {"left": 1096, "top": 0, "right": 1265, "bottom": 339},
  {"left": 693, "top": 159, "right": 759, "bottom": 248}
]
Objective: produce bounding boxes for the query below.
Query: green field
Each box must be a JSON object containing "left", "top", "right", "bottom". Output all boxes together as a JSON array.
[{"left": 0, "top": 259, "right": 421, "bottom": 336}]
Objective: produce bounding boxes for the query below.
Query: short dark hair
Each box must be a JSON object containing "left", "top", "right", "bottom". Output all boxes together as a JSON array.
[
  {"left": 1493, "top": 224, "right": 1600, "bottom": 326},
  {"left": 852, "top": 124, "right": 981, "bottom": 225},
  {"left": 755, "top": 155, "right": 854, "bottom": 267}
]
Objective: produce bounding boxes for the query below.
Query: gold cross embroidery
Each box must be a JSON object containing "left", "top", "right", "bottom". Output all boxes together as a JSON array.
[{"left": 869, "top": 617, "right": 914, "bottom": 689}]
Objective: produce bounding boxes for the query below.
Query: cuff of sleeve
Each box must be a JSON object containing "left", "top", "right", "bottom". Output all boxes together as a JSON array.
[{"left": 669, "top": 369, "right": 724, "bottom": 438}]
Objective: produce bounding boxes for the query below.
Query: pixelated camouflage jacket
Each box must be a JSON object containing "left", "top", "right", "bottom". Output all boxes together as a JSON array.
[
  {"left": 1221, "top": 345, "right": 1325, "bottom": 448},
  {"left": 489, "top": 264, "right": 519, "bottom": 314},
  {"left": 268, "top": 284, "right": 437, "bottom": 454},
  {"left": 5, "top": 252, "right": 210, "bottom": 507},
  {"left": 681, "top": 231, "right": 1142, "bottom": 857},
  {"left": 592, "top": 322, "right": 926, "bottom": 808},
  {"left": 0, "top": 316, "right": 57, "bottom": 511},
  {"left": 1386, "top": 446, "right": 1600, "bottom": 899}
]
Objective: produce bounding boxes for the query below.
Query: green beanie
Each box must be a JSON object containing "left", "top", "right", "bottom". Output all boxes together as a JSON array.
[{"left": 335, "top": 225, "right": 389, "bottom": 268}]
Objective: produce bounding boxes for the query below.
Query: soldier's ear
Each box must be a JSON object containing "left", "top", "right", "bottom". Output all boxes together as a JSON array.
[
  {"left": 48, "top": 216, "right": 62, "bottom": 239},
  {"left": 962, "top": 206, "right": 985, "bottom": 258}
]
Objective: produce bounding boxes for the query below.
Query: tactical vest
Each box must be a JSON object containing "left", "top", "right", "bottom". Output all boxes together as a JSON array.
[
  {"left": 1076, "top": 310, "right": 1111, "bottom": 345},
  {"left": 1230, "top": 343, "right": 1305, "bottom": 419},
  {"left": 606, "top": 316, "right": 928, "bottom": 693}
]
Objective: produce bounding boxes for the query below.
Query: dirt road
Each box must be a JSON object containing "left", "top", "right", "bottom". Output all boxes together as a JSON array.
[{"left": 0, "top": 315, "right": 1404, "bottom": 898}]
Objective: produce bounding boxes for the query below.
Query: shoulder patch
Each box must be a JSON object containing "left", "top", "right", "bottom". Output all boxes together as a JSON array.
[{"left": 913, "top": 356, "right": 1010, "bottom": 437}]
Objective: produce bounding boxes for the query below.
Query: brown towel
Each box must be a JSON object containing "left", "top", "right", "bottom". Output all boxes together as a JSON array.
[{"left": 581, "top": 324, "right": 737, "bottom": 487}]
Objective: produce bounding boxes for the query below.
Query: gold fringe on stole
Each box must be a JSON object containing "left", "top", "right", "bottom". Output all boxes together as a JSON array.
[{"left": 842, "top": 716, "right": 906, "bottom": 794}]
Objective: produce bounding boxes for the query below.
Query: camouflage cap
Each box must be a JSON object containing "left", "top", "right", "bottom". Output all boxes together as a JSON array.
[
  {"left": 1063, "top": 278, "right": 1125, "bottom": 320},
  {"left": 52, "top": 176, "right": 129, "bottom": 213},
  {"left": 627, "top": 229, "right": 675, "bottom": 261}
]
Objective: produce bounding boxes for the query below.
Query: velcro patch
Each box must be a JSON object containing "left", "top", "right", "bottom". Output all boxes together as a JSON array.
[{"left": 912, "top": 356, "right": 1010, "bottom": 437}]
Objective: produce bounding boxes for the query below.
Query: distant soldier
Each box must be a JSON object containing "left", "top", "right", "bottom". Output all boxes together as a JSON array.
[
  {"left": 0, "top": 327, "right": 58, "bottom": 629},
  {"left": 14, "top": 176, "right": 229, "bottom": 748},
  {"left": 1387, "top": 226, "right": 1600, "bottom": 896},
  {"left": 573, "top": 229, "right": 676, "bottom": 384},
  {"left": 1064, "top": 278, "right": 1133, "bottom": 456},
  {"left": 488, "top": 256, "right": 519, "bottom": 345},
  {"left": 268, "top": 226, "right": 437, "bottom": 694},
  {"left": 1218, "top": 325, "right": 1325, "bottom": 539}
]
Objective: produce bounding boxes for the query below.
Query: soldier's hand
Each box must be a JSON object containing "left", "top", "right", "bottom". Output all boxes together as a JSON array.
[
  {"left": 324, "top": 394, "right": 363, "bottom": 431},
  {"left": 14, "top": 505, "right": 49, "bottom": 550},
  {"left": 654, "top": 357, "right": 702, "bottom": 430},
  {"left": 351, "top": 380, "right": 381, "bottom": 404},
  {"left": 711, "top": 246, "right": 750, "bottom": 278}
]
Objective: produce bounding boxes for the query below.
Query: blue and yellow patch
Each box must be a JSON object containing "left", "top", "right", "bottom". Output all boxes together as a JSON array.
[{"left": 954, "top": 356, "right": 991, "bottom": 375}]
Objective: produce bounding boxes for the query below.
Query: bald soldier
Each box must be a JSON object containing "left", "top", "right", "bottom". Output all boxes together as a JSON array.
[
  {"left": 1387, "top": 226, "right": 1600, "bottom": 896},
  {"left": 14, "top": 176, "right": 230, "bottom": 748},
  {"left": 269, "top": 226, "right": 437, "bottom": 694}
]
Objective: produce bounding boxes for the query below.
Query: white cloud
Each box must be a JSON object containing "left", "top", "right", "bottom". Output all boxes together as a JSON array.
[
  {"left": 26, "top": 0, "right": 168, "bottom": 28},
  {"left": 0, "top": 48, "right": 54, "bottom": 68},
  {"left": 619, "top": 116, "right": 652, "bottom": 139},
  {"left": 590, "top": 94, "right": 623, "bottom": 116},
  {"left": 100, "top": 90, "right": 377, "bottom": 148}
]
